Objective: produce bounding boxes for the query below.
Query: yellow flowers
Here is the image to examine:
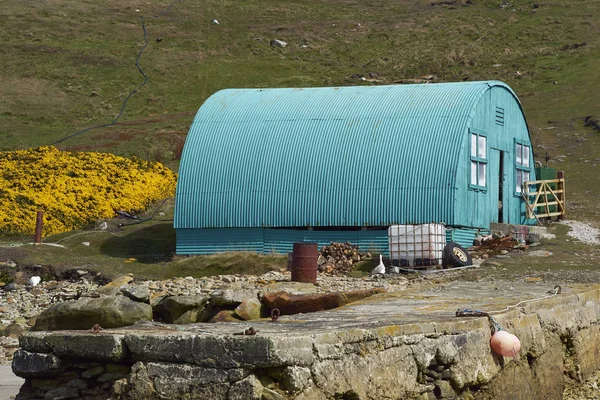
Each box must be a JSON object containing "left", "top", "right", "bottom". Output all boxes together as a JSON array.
[{"left": 0, "top": 146, "right": 177, "bottom": 237}]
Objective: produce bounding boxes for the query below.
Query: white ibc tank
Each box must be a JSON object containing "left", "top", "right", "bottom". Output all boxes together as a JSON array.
[{"left": 388, "top": 224, "right": 446, "bottom": 267}]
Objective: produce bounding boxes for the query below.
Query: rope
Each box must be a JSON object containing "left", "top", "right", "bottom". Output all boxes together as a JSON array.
[
  {"left": 51, "top": 0, "right": 181, "bottom": 145},
  {"left": 456, "top": 286, "right": 561, "bottom": 332}
]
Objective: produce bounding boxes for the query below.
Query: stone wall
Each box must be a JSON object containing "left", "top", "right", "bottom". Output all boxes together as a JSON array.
[{"left": 12, "top": 288, "right": 600, "bottom": 400}]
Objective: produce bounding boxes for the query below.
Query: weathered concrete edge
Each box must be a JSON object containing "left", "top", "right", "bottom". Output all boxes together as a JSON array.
[{"left": 17, "top": 288, "right": 600, "bottom": 368}]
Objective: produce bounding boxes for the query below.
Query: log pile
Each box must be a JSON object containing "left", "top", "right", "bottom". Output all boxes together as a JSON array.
[
  {"left": 318, "top": 242, "right": 372, "bottom": 275},
  {"left": 469, "top": 235, "right": 526, "bottom": 259}
]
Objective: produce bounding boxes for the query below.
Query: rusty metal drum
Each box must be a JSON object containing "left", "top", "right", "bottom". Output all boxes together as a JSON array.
[{"left": 291, "top": 243, "right": 318, "bottom": 283}]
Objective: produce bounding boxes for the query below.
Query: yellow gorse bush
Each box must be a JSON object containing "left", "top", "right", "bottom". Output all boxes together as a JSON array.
[{"left": 0, "top": 146, "right": 177, "bottom": 237}]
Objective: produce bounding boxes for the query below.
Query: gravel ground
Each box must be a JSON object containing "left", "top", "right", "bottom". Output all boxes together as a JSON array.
[{"left": 560, "top": 220, "right": 600, "bottom": 245}]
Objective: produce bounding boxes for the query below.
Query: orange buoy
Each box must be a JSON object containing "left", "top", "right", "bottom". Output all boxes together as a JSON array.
[{"left": 490, "top": 330, "right": 521, "bottom": 357}]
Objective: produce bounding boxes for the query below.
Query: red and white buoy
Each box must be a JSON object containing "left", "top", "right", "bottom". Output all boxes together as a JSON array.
[{"left": 490, "top": 330, "right": 521, "bottom": 357}]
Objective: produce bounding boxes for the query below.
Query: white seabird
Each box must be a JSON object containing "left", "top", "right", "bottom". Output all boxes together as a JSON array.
[{"left": 371, "top": 254, "right": 386, "bottom": 276}]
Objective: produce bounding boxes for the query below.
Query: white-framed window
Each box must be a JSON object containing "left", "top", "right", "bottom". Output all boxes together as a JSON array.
[
  {"left": 470, "top": 132, "right": 487, "bottom": 189},
  {"left": 515, "top": 142, "right": 531, "bottom": 193}
]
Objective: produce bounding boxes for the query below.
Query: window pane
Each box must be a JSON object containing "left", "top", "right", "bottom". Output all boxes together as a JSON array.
[
  {"left": 516, "top": 144, "right": 522, "bottom": 166},
  {"left": 523, "top": 171, "right": 530, "bottom": 183},
  {"left": 471, "top": 161, "right": 478, "bottom": 185},
  {"left": 471, "top": 134, "right": 477, "bottom": 157},
  {"left": 516, "top": 169, "right": 522, "bottom": 193},
  {"left": 478, "top": 136, "right": 486, "bottom": 159},
  {"left": 523, "top": 146, "right": 530, "bottom": 168},
  {"left": 478, "top": 163, "right": 486, "bottom": 187}
]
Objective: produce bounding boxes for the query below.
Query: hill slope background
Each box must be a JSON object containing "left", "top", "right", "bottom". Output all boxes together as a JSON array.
[{"left": 1, "top": 0, "right": 599, "bottom": 221}]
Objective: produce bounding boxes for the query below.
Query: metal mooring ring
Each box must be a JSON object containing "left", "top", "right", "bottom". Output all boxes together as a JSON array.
[{"left": 270, "top": 308, "right": 281, "bottom": 322}]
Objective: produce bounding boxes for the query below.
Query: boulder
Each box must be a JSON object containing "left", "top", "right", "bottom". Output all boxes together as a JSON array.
[
  {"left": 33, "top": 296, "right": 152, "bottom": 331},
  {"left": 153, "top": 295, "right": 209, "bottom": 324},
  {"left": 210, "top": 289, "right": 258, "bottom": 307},
  {"left": 262, "top": 288, "right": 385, "bottom": 316},
  {"left": 121, "top": 284, "right": 150, "bottom": 303},
  {"left": 5, "top": 323, "right": 24, "bottom": 338},
  {"left": 209, "top": 310, "right": 243, "bottom": 323},
  {"left": 234, "top": 298, "right": 263, "bottom": 321}
]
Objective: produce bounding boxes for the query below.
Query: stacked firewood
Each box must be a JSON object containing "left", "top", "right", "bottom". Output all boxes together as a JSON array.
[
  {"left": 469, "top": 235, "right": 525, "bottom": 259},
  {"left": 318, "top": 242, "right": 372, "bottom": 275}
]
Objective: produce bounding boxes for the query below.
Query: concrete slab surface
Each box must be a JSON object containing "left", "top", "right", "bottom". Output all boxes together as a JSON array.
[{"left": 0, "top": 365, "right": 22, "bottom": 400}]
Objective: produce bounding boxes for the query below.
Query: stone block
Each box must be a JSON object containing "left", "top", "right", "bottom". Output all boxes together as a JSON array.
[
  {"left": 19, "top": 332, "right": 53, "bottom": 353},
  {"left": 12, "top": 350, "right": 62, "bottom": 378},
  {"left": 44, "top": 333, "right": 127, "bottom": 362}
]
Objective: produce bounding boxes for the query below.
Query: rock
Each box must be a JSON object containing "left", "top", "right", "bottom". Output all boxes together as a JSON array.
[
  {"left": 121, "top": 284, "right": 150, "bottom": 303},
  {"left": 82, "top": 366, "right": 105, "bottom": 379},
  {"left": 33, "top": 296, "right": 152, "bottom": 331},
  {"left": 153, "top": 295, "right": 209, "bottom": 324},
  {"left": 210, "top": 289, "right": 258, "bottom": 307},
  {"left": 209, "top": 310, "right": 242, "bottom": 323},
  {"left": 102, "top": 275, "right": 134, "bottom": 289},
  {"left": 270, "top": 39, "right": 287, "bottom": 48},
  {"left": 281, "top": 366, "right": 311, "bottom": 392},
  {"left": 5, "top": 323, "right": 24, "bottom": 338},
  {"left": 500, "top": 249, "right": 509, "bottom": 255},
  {"left": 235, "top": 298, "right": 263, "bottom": 321},
  {"left": 44, "top": 384, "right": 81, "bottom": 400},
  {"left": 433, "top": 380, "right": 456, "bottom": 398},
  {"left": 229, "top": 375, "right": 263, "bottom": 400},
  {"left": 262, "top": 288, "right": 385, "bottom": 315},
  {"left": 262, "top": 387, "right": 286, "bottom": 400}
]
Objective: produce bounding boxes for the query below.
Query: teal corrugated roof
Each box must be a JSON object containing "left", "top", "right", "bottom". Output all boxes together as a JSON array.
[{"left": 175, "top": 81, "right": 517, "bottom": 229}]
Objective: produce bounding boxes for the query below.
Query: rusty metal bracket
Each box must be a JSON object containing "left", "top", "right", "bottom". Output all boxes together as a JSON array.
[{"left": 233, "top": 327, "right": 259, "bottom": 336}]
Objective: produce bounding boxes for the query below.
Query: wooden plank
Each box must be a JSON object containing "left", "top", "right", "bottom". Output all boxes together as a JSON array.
[
  {"left": 535, "top": 212, "right": 564, "bottom": 218},
  {"left": 525, "top": 178, "right": 565, "bottom": 185},
  {"left": 525, "top": 189, "right": 564, "bottom": 196}
]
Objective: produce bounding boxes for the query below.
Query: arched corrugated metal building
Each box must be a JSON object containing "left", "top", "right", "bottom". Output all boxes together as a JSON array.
[{"left": 175, "top": 80, "right": 535, "bottom": 254}]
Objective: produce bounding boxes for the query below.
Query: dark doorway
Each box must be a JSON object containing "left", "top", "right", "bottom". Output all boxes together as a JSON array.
[{"left": 498, "top": 151, "right": 505, "bottom": 223}]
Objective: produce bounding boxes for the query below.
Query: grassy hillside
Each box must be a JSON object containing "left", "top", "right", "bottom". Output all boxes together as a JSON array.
[
  {"left": 0, "top": 0, "right": 599, "bottom": 278},
  {"left": 2, "top": 0, "right": 599, "bottom": 178}
]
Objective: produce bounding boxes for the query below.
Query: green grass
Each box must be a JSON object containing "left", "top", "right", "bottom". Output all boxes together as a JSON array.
[
  {"left": 0, "top": 201, "right": 286, "bottom": 280},
  {"left": 1, "top": 0, "right": 599, "bottom": 277}
]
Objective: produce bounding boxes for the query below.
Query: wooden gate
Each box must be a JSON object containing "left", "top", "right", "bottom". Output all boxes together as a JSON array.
[{"left": 523, "top": 178, "right": 566, "bottom": 219}]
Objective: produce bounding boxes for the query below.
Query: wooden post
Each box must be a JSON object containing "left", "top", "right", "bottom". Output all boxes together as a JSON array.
[
  {"left": 557, "top": 171, "right": 565, "bottom": 220},
  {"left": 34, "top": 210, "right": 43, "bottom": 244}
]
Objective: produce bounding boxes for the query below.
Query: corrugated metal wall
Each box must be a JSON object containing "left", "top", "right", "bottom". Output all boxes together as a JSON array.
[
  {"left": 177, "top": 228, "right": 389, "bottom": 255},
  {"left": 175, "top": 82, "right": 510, "bottom": 230},
  {"left": 175, "top": 80, "right": 535, "bottom": 254},
  {"left": 446, "top": 227, "right": 489, "bottom": 249}
]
